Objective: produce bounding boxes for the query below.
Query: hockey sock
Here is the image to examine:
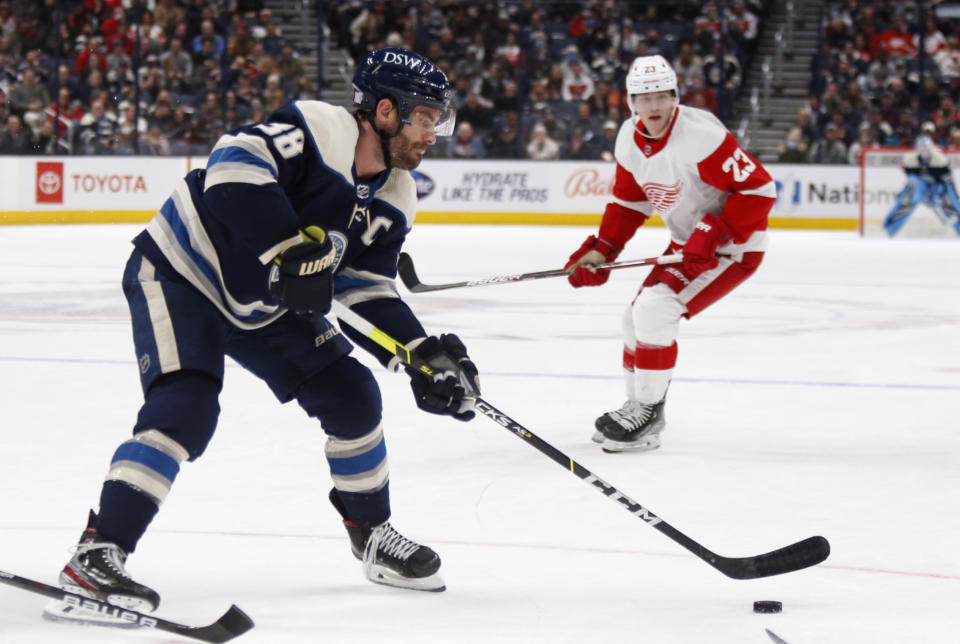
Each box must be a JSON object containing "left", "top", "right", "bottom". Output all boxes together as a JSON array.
[
  {"left": 632, "top": 342, "right": 677, "bottom": 402},
  {"left": 96, "top": 481, "right": 159, "bottom": 553}
]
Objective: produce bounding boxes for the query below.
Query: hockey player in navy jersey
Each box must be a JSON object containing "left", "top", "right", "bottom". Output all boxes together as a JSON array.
[
  {"left": 563, "top": 55, "right": 776, "bottom": 453},
  {"left": 48, "top": 48, "right": 477, "bottom": 619},
  {"left": 883, "top": 127, "right": 960, "bottom": 236}
]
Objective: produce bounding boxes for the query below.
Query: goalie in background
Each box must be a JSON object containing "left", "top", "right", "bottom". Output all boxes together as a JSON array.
[{"left": 883, "top": 122, "right": 960, "bottom": 236}]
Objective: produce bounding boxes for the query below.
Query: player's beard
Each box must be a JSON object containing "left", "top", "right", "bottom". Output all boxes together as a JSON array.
[{"left": 388, "top": 129, "right": 427, "bottom": 170}]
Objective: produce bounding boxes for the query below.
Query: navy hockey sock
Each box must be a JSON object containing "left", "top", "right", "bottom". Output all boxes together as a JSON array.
[{"left": 95, "top": 481, "right": 159, "bottom": 553}]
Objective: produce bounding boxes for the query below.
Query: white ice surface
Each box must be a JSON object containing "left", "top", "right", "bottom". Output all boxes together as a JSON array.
[{"left": 0, "top": 223, "right": 958, "bottom": 644}]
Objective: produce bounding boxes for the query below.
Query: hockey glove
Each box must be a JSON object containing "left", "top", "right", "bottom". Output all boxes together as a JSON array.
[
  {"left": 406, "top": 334, "right": 480, "bottom": 421},
  {"left": 564, "top": 235, "right": 622, "bottom": 287},
  {"left": 267, "top": 238, "right": 336, "bottom": 315},
  {"left": 682, "top": 214, "right": 732, "bottom": 278}
]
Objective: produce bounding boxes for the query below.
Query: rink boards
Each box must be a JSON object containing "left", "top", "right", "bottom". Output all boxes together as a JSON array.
[{"left": 0, "top": 156, "right": 933, "bottom": 232}]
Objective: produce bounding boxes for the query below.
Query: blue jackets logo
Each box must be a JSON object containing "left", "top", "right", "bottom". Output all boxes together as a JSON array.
[{"left": 411, "top": 171, "right": 434, "bottom": 200}]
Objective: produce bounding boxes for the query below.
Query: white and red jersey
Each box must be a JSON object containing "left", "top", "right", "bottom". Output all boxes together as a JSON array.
[{"left": 598, "top": 105, "right": 776, "bottom": 255}]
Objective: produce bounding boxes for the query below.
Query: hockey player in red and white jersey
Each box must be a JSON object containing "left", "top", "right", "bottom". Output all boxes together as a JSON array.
[{"left": 564, "top": 54, "right": 776, "bottom": 453}]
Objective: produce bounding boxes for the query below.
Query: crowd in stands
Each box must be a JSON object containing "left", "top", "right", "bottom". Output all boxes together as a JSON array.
[
  {"left": 0, "top": 0, "right": 309, "bottom": 155},
  {"left": 780, "top": 0, "right": 960, "bottom": 165},
  {"left": 0, "top": 0, "right": 768, "bottom": 159},
  {"left": 330, "top": 0, "right": 768, "bottom": 161}
]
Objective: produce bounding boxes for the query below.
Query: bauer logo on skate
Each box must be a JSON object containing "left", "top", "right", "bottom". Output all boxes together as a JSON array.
[{"left": 62, "top": 595, "right": 158, "bottom": 627}]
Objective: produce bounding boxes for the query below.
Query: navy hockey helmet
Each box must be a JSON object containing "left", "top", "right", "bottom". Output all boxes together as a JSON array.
[{"left": 352, "top": 47, "right": 456, "bottom": 136}]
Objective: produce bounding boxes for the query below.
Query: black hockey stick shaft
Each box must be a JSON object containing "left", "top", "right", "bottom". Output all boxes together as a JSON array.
[
  {"left": 331, "top": 302, "right": 831, "bottom": 580},
  {"left": 397, "top": 251, "right": 683, "bottom": 293},
  {"left": 473, "top": 399, "right": 829, "bottom": 579},
  {"left": 0, "top": 569, "right": 254, "bottom": 643}
]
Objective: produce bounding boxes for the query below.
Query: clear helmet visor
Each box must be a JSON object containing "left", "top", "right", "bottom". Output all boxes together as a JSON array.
[{"left": 401, "top": 100, "right": 456, "bottom": 137}]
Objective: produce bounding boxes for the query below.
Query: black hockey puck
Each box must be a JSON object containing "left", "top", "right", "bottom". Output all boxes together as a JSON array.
[{"left": 753, "top": 600, "right": 782, "bottom": 614}]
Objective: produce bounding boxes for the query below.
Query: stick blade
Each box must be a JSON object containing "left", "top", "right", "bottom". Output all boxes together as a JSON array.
[
  {"left": 718, "top": 535, "right": 830, "bottom": 580},
  {"left": 396, "top": 252, "right": 427, "bottom": 292},
  {"left": 175, "top": 604, "right": 255, "bottom": 643}
]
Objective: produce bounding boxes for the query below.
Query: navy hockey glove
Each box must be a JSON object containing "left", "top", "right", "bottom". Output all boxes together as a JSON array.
[
  {"left": 564, "top": 235, "right": 622, "bottom": 287},
  {"left": 406, "top": 334, "right": 480, "bottom": 421},
  {"left": 268, "top": 237, "right": 336, "bottom": 315},
  {"left": 682, "top": 214, "right": 731, "bottom": 278}
]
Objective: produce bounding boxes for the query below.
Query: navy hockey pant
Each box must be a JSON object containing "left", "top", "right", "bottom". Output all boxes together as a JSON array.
[{"left": 96, "top": 250, "right": 390, "bottom": 553}]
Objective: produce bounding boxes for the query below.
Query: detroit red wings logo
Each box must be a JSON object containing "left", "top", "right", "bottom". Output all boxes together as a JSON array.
[{"left": 642, "top": 180, "right": 683, "bottom": 214}]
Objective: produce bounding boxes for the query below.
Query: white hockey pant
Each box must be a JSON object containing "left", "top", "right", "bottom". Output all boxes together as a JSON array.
[{"left": 621, "top": 282, "right": 684, "bottom": 404}]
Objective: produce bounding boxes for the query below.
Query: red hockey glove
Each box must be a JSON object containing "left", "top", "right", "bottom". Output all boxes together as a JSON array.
[
  {"left": 682, "top": 214, "right": 732, "bottom": 278},
  {"left": 564, "top": 235, "right": 622, "bottom": 287}
]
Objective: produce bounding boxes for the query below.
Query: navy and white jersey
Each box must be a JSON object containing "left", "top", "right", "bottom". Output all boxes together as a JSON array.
[{"left": 133, "top": 100, "right": 426, "bottom": 365}]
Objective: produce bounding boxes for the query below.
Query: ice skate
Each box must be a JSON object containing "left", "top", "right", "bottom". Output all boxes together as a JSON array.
[
  {"left": 43, "top": 511, "right": 159, "bottom": 625},
  {"left": 342, "top": 520, "right": 445, "bottom": 592},
  {"left": 594, "top": 399, "right": 666, "bottom": 452}
]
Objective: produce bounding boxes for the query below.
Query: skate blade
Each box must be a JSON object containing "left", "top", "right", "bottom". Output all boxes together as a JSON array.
[
  {"left": 601, "top": 435, "right": 661, "bottom": 453},
  {"left": 365, "top": 564, "right": 446, "bottom": 592},
  {"left": 42, "top": 600, "right": 143, "bottom": 629}
]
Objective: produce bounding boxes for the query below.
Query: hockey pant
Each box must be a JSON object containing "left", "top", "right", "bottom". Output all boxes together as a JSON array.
[
  {"left": 884, "top": 175, "right": 960, "bottom": 236},
  {"left": 95, "top": 251, "right": 390, "bottom": 554},
  {"left": 620, "top": 244, "right": 764, "bottom": 404}
]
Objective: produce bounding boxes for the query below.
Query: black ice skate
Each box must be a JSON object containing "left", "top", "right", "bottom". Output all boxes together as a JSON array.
[
  {"left": 593, "top": 399, "right": 666, "bottom": 452},
  {"left": 343, "top": 520, "right": 446, "bottom": 592},
  {"left": 44, "top": 510, "right": 160, "bottom": 625}
]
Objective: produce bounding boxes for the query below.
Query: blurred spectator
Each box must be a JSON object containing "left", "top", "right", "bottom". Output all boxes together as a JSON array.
[
  {"left": 494, "top": 31, "right": 525, "bottom": 70},
  {"left": 450, "top": 121, "right": 486, "bottom": 159},
  {"left": 597, "top": 119, "right": 618, "bottom": 162},
  {"left": 161, "top": 37, "right": 193, "bottom": 78},
  {"left": 540, "top": 107, "right": 570, "bottom": 145},
  {"left": 0, "top": 113, "right": 33, "bottom": 154},
  {"left": 485, "top": 123, "right": 523, "bottom": 159},
  {"left": 564, "top": 127, "right": 595, "bottom": 160},
  {"left": 543, "top": 63, "right": 565, "bottom": 101},
  {"left": 276, "top": 43, "right": 303, "bottom": 86},
  {"left": 877, "top": 13, "right": 916, "bottom": 58},
  {"left": 808, "top": 123, "right": 847, "bottom": 164},
  {"left": 77, "top": 98, "right": 117, "bottom": 153},
  {"left": 74, "top": 35, "right": 107, "bottom": 77},
  {"left": 846, "top": 122, "right": 876, "bottom": 165},
  {"left": 458, "top": 93, "right": 495, "bottom": 133},
  {"left": 793, "top": 107, "right": 817, "bottom": 146},
  {"left": 608, "top": 21, "right": 641, "bottom": 54},
  {"left": 680, "top": 72, "right": 718, "bottom": 115},
  {"left": 526, "top": 121, "right": 560, "bottom": 160},
  {"left": 137, "top": 9, "right": 167, "bottom": 50},
  {"left": 30, "top": 118, "right": 57, "bottom": 155},
  {"left": 493, "top": 79, "right": 521, "bottom": 113},
  {"left": 673, "top": 41, "right": 704, "bottom": 93},
  {"left": 9, "top": 67, "right": 49, "bottom": 114},
  {"left": 777, "top": 126, "right": 809, "bottom": 163},
  {"left": 569, "top": 101, "right": 602, "bottom": 142},
  {"left": 918, "top": 14, "right": 947, "bottom": 58},
  {"left": 562, "top": 57, "right": 595, "bottom": 102},
  {"left": 148, "top": 93, "right": 176, "bottom": 137},
  {"left": 590, "top": 46, "right": 624, "bottom": 86},
  {"left": 0, "top": 51, "right": 16, "bottom": 93}
]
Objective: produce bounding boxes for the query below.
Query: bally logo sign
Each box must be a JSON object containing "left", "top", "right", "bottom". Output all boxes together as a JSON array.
[{"left": 36, "top": 161, "right": 64, "bottom": 204}]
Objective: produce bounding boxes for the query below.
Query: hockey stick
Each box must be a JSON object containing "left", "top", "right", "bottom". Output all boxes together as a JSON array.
[
  {"left": 0, "top": 569, "right": 254, "bottom": 643},
  {"left": 331, "top": 301, "right": 831, "bottom": 580},
  {"left": 397, "top": 251, "right": 683, "bottom": 293}
]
